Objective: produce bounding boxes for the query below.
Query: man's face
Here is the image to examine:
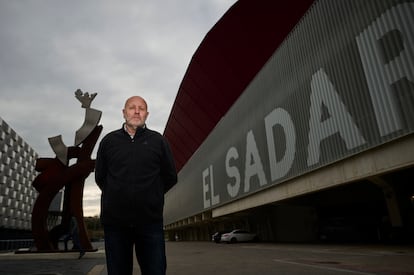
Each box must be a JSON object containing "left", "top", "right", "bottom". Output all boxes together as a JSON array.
[{"left": 123, "top": 96, "right": 149, "bottom": 130}]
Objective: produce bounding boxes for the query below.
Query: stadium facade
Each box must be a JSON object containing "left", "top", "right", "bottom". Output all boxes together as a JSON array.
[{"left": 163, "top": 0, "right": 414, "bottom": 242}]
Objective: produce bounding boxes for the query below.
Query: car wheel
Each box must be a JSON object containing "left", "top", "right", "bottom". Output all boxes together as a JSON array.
[{"left": 230, "top": 237, "right": 237, "bottom": 243}]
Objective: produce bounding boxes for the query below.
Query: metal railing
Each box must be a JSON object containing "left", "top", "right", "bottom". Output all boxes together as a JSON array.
[{"left": 0, "top": 239, "right": 34, "bottom": 252}]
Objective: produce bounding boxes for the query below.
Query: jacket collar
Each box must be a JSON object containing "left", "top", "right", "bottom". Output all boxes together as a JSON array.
[{"left": 122, "top": 123, "right": 146, "bottom": 138}]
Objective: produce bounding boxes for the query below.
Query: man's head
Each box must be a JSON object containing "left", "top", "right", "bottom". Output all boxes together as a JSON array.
[{"left": 123, "top": 96, "right": 149, "bottom": 132}]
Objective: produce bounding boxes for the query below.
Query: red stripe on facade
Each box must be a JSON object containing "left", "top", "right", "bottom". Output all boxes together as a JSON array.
[{"left": 164, "top": 0, "right": 315, "bottom": 171}]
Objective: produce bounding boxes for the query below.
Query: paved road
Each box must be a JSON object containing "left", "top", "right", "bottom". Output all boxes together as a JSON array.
[
  {"left": 168, "top": 242, "right": 414, "bottom": 275},
  {"left": 0, "top": 241, "right": 413, "bottom": 274}
]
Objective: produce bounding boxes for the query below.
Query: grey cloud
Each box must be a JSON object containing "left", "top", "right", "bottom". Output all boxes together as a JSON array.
[{"left": 0, "top": 0, "right": 238, "bottom": 216}]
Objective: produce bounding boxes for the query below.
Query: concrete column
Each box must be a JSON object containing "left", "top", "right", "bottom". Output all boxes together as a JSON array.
[
  {"left": 369, "top": 176, "right": 407, "bottom": 242},
  {"left": 369, "top": 176, "right": 402, "bottom": 227}
]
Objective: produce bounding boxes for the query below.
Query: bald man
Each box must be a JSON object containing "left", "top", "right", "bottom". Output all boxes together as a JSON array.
[{"left": 95, "top": 96, "right": 177, "bottom": 275}]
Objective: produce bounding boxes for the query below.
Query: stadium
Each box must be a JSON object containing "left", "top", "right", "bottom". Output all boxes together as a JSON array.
[{"left": 162, "top": 0, "right": 414, "bottom": 243}]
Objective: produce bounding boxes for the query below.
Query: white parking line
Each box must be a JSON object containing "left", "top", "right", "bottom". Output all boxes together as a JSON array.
[
  {"left": 87, "top": 264, "right": 105, "bottom": 275},
  {"left": 272, "top": 259, "right": 375, "bottom": 275}
]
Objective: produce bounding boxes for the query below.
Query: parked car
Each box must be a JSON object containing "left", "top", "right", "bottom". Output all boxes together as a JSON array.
[
  {"left": 220, "top": 229, "right": 258, "bottom": 243},
  {"left": 211, "top": 231, "right": 229, "bottom": 243}
]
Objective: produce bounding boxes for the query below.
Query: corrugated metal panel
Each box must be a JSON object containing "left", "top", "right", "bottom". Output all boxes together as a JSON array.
[
  {"left": 164, "top": 0, "right": 414, "bottom": 224},
  {"left": 164, "top": 0, "right": 315, "bottom": 172}
]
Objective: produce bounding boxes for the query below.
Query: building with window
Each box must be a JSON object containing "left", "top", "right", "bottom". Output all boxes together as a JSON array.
[{"left": 0, "top": 117, "right": 38, "bottom": 234}]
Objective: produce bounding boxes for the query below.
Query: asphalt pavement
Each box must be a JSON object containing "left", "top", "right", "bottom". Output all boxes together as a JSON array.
[{"left": 0, "top": 241, "right": 413, "bottom": 274}]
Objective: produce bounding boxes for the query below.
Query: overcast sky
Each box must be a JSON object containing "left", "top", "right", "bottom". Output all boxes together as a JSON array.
[{"left": 0, "top": 0, "right": 237, "bottom": 217}]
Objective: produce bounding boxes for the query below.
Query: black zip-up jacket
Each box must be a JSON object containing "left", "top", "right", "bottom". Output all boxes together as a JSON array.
[{"left": 95, "top": 124, "right": 177, "bottom": 226}]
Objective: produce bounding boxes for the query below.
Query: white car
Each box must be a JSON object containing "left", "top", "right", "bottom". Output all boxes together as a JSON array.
[{"left": 220, "top": 229, "right": 258, "bottom": 243}]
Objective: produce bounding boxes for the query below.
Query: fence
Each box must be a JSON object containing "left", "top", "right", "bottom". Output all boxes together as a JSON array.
[{"left": 0, "top": 239, "right": 34, "bottom": 252}]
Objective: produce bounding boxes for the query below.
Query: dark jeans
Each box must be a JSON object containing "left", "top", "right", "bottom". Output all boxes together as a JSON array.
[{"left": 104, "top": 223, "right": 166, "bottom": 275}]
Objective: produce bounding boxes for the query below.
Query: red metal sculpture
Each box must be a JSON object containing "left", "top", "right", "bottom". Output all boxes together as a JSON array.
[{"left": 31, "top": 90, "right": 102, "bottom": 251}]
